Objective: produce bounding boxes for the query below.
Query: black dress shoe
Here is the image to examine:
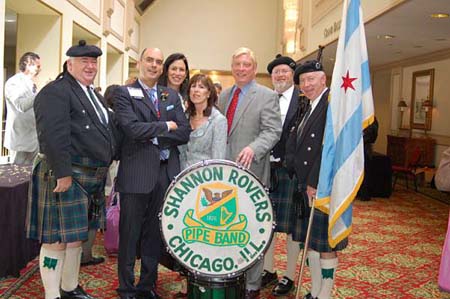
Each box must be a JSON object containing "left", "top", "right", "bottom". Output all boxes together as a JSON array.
[
  {"left": 303, "top": 293, "right": 318, "bottom": 299},
  {"left": 272, "top": 276, "right": 294, "bottom": 296},
  {"left": 60, "top": 285, "right": 95, "bottom": 299},
  {"left": 81, "top": 256, "right": 105, "bottom": 267},
  {"left": 245, "top": 289, "right": 260, "bottom": 299},
  {"left": 136, "top": 289, "right": 161, "bottom": 299},
  {"left": 261, "top": 270, "right": 278, "bottom": 288}
]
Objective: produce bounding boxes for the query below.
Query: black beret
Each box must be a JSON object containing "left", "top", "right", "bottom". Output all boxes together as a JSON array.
[
  {"left": 66, "top": 40, "right": 102, "bottom": 58},
  {"left": 294, "top": 60, "right": 323, "bottom": 84},
  {"left": 267, "top": 54, "right": 296, "bottom": 74}
]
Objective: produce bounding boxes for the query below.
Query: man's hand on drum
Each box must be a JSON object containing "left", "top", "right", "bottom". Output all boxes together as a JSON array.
[
  {"left": 306, "top": 185, "right": 317, "bottom": 207},
  {"left": 236, "top": 146, "right": 254, "bottom": 169}
]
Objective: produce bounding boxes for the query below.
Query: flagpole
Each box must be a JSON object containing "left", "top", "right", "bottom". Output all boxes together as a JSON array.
[{"left": 295, "top": 195, "right": 316, "bottom": 299}]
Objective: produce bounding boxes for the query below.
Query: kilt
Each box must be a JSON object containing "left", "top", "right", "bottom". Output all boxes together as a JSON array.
[
  {"left": 26, "top": 155, "right": 108, "bottom": 244},
  {"left": 270, "top": 166, "right": 299, "bottom": 234},
  {"left": 292, "top": 201, "right": 348, "bottom": 252}
]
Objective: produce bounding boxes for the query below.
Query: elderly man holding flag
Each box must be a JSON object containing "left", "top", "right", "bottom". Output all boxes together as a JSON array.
[{"left": 291, "top": 0, "right": 375, "bottom": 298}]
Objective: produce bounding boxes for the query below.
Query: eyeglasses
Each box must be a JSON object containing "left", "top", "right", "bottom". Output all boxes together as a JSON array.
[{"left": 272, "top": 69, "right": 291, "bottom": 75}]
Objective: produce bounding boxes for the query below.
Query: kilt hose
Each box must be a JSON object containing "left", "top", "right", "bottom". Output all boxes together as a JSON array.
[
  {"left": 292, "top": 193, "right": 348, "bottom": 252},
  {"left": 26, "top": 155, "right": 108, "bottom": 244},
  {"left": 270, "top": 166, "right": 302, "bottom": 237}
]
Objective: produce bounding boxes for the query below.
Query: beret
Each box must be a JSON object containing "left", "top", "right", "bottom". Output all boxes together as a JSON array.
[
  {"left": 294, "top": 60, "right": 323, "bottom": 84},
  {"left": 267, "top": 54, "right": 296, "bottom": 74},
  {"left": 66, "top": 40, "right": 102, "bottom": 58}
]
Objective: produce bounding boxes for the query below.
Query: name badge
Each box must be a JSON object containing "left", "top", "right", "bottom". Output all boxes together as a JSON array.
[
  {"left": 166, "top": 105, "right": 174, "bottom": 111},
  {"left": 127, "top": 87, "right": 144, "bottom": 98}
]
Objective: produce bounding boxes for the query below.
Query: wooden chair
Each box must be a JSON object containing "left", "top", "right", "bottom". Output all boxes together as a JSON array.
[{"left": 392, "top": 147, "right": 422, "bottom": 191}]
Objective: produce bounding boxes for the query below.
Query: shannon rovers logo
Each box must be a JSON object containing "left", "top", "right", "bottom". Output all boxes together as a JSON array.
[{"left": 182, "top": 182, "right": 250, "bottom": 247}]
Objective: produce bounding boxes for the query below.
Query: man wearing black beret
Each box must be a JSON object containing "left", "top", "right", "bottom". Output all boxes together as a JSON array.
[
  {"left": 26, "top": 40, "right": 118, "bottom": 299},
  {"left": 261, "top": 54, "right": 302, "bottom": 296},
  {"left": 286, "top": 60, "right": 348, "bottom": 299}
]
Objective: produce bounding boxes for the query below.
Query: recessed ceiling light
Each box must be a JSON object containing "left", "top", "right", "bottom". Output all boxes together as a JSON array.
[
  {"left": 384, "top": 35, "right": 395, "bottom": 39},
  {"left": 430, "top": 13, "right": 449, "bottom": 19}
]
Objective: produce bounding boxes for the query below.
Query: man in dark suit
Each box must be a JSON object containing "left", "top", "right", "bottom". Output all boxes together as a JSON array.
[
  {"left": 114, "top": 48, "right": 190, "bottom": 299},
  {"left": 261, "top": 55, "right": 301, "bottom": 296},
  {"left": 26, "top": 40, "right": 117, "bottom": 299},
  {"left": 287, "top": 61, "right": 348, "bottom": 299}
]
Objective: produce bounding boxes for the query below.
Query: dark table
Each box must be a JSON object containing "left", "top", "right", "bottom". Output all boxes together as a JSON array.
[{"left": 0, "top": 164, "right": 40, "bottom": 278}]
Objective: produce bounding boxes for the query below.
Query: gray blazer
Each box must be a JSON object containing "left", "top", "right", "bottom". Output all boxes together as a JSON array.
[
  {"left": 4, "top": 72, "right": 38, "bottom": 152},
  {"left": 218, "top": 82, "right": 282, "bottom": 186},
  {"left": 179, "top": 107, "right": 227, "bottom": 170}
]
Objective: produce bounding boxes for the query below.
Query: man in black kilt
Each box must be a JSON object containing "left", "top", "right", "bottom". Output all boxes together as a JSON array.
[
  {"left": 261, "top": 54, "right": 301, "bottom": 296},
  {"left": 286, "top": 61, "right": 348, "bottom": 299},
  {"left": 26, "top": 40, "right": 117, "bottom": 299}
]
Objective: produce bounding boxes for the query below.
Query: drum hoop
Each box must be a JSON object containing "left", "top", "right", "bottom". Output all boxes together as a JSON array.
[{"left": 159, "top": 159, "right": 276, "bottom": 278}]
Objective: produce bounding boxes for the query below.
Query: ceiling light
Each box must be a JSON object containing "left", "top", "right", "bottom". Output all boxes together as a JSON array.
[
  {"left": 384, "top": 35, "right": 395, "bottom": 39},
  {"left": 430, "top": 13, "right": 449, "bottom": 19}
]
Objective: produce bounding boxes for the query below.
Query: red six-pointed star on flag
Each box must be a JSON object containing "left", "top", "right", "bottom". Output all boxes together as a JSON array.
[{"left": 341, "top": 70, "right": 357, "bottom": 93}]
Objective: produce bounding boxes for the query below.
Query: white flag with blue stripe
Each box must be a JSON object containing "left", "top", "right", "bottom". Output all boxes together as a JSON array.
[{"left": 315, "top": 0, "right": 374, "bottom": 248}]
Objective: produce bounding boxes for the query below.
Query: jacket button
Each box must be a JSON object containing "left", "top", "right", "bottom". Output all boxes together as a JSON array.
[
  {"left": 304, "top": 161, "right": 308, "bottom": 165},
  {"left": 85, "top": 125, "right": 90, "bottom": 129},
  {"left": 307, "top": 147, "right": 311, "bottom": 151},
  {"left": 82, "top": 110, "right": 86, "bottom": 114},
  {"left": 311, "top": 133, "right": 315, "bottom": 138}
]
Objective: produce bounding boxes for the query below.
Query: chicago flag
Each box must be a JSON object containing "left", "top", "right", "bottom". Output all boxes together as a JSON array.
[{"left": 315, "top": 0, "right": 375, "bottom": 248}]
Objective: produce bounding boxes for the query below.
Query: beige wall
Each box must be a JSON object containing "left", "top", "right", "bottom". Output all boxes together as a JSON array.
[
  {"left": 371, "top": 69, "right": 392, "bottom": 154},
  {"left": 140, "top": 0, "right": 282, "bottom": 73}
]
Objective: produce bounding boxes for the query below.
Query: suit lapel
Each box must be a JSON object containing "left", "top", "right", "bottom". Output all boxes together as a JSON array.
[
  {"left": 157, "top": 86, "right": 168, "bottom": 120},
  {"left": 135, "top": 81, "right": 158, "bottom": 118},
  {"left": 229, "top": 85, "right": 256, "bottom": 135},
  {"left": 297, "top": 90, "right": 328, "bottom": 145},
  {"left": 283, "top": 87, "right": 299, "bottom": 132}
]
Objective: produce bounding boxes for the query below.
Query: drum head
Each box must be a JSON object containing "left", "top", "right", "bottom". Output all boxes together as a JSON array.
[{"left": 160, "top": 160, "right": 274, "bottom": 278}]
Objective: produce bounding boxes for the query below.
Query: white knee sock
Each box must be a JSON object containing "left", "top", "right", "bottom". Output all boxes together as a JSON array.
[
  {"left": 318, "top": 257, "right": 338, "bottom": 299},
  {"left": 61, "top": 246, "right": 82, "bottom": 292},
  {"left": 39, "top": 247, "right": 65, "bottom": 299},
  {"left": 285, "top": 234, "right": 301, "bottom": 280},
  {"left": 263, "top": 234, "right": 276, "bottom": 273},
  {"left": 307, "top": 250, "right": 321, "bottom": 297}
]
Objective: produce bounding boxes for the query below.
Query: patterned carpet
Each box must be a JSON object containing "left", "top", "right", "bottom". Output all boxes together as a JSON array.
[{"left": 1, "top": 186, "right": 450, "bottom": 299}]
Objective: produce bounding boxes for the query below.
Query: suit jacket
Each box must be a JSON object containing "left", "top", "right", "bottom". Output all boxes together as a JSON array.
[
  {"left": 218, "top": 82, "right": 282, "bottom": 186},
  {"left": 34, "top": 72, "right": 117, "bottom": 179},
  {"left": 271, "top": 86, "right": 300, "bottom": 161},
  {"left": 114, "top": 81, "right": 190, "bottom": 194},
  {"left": 4, "top": 72, "right": 38, "bottom": 152},
  {"left": 178, "top": 107, "right": 227, "bottom": 170},
  {"left": 287, "top": 88, "right": 329, "bottom": 189}
]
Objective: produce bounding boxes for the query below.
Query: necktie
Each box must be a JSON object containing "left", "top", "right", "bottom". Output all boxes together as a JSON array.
[
  {"left": 32, "top": 84, "right": 37, "bottom": 94},
  {"left": 278, "top": 94, "right": 283, "bottom": 98},
  {"left": 296, "top": 103, "right": 312, "bottom": 145},
  {"left": 226, "top": 88, "right": 241, "bottom": 135},
  {"left": 149, "top": 89, "right": 160, "bottom": 118},
  {"left": 87, "top": 87, "right": 107, "bottom": 126},
  {"left": 148, "top": 89, "right": 169, "bottom": 160}
]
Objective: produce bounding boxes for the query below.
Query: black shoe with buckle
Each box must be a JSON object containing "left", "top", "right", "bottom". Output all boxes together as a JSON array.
[
  {"left": 261, "top": 270, "right": 278, "bottom": 288},
  {"left": 303, "top": 293, "right": 318, "bottom": 299},
  {"left": 272, "top": 276, "right": 294, "bottom": 296},
  {"left": 81, "top": 256, "right": 105, "bottom": 267},
  {"left": 60, "top": 285, "right": 95, "bottom": 299}
]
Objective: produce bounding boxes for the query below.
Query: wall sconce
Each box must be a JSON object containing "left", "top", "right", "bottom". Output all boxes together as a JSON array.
[
  {"left": 398, "top": 100, "right": 408, "bottom": 129},
  {"left": 421, "top": 99, "right": 433, "bottom": 135}
]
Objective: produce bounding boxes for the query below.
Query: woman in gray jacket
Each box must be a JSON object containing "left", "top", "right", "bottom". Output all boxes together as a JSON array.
[{"left": 179, "top": 73, "right": 227, "bottom": 170}]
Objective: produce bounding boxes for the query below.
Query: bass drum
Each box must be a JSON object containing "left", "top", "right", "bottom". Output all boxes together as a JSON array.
[
  {"left": 187, "top": 273, "right": 245, "bottom": 299},
  {"left": 160, "top": 159, "right": 275, "bottom": 279}
]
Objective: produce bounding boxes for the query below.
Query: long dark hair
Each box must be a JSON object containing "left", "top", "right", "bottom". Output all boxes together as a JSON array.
[
  {"left": 186, "top": 73, "right": 217, "bottom": 118},
  {"left": 158, "top": 53, "right": 190, "bottom": 98}
]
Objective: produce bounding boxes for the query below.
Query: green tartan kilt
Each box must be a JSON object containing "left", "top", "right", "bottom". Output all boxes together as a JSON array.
[
  {"left": 270, "top": 167, "right": 299, "bottom": 234},
  {"left": 26, "top": 156, "right": 107, "bottom": 244},
  {"left": 292, "top": 207, "right": 348, "bottom": 252}
]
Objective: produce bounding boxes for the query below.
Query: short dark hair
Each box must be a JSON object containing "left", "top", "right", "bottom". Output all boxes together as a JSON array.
[
  {"left": 19, "top": 52, "right": 40, "bottom": 72},
  {"left": 104, "top": 84, "right": 120, "bottom": 110},
  {"left": 186, "top": 73, "right": 217, "bottom": 118},
  {"left": 158, "top": 53, "right": 190, "bottom": 98}
]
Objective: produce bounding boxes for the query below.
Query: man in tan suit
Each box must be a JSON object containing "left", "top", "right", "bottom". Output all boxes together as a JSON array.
[{"left": 218, "top": 47, "right": 282, "bottom": 299}]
